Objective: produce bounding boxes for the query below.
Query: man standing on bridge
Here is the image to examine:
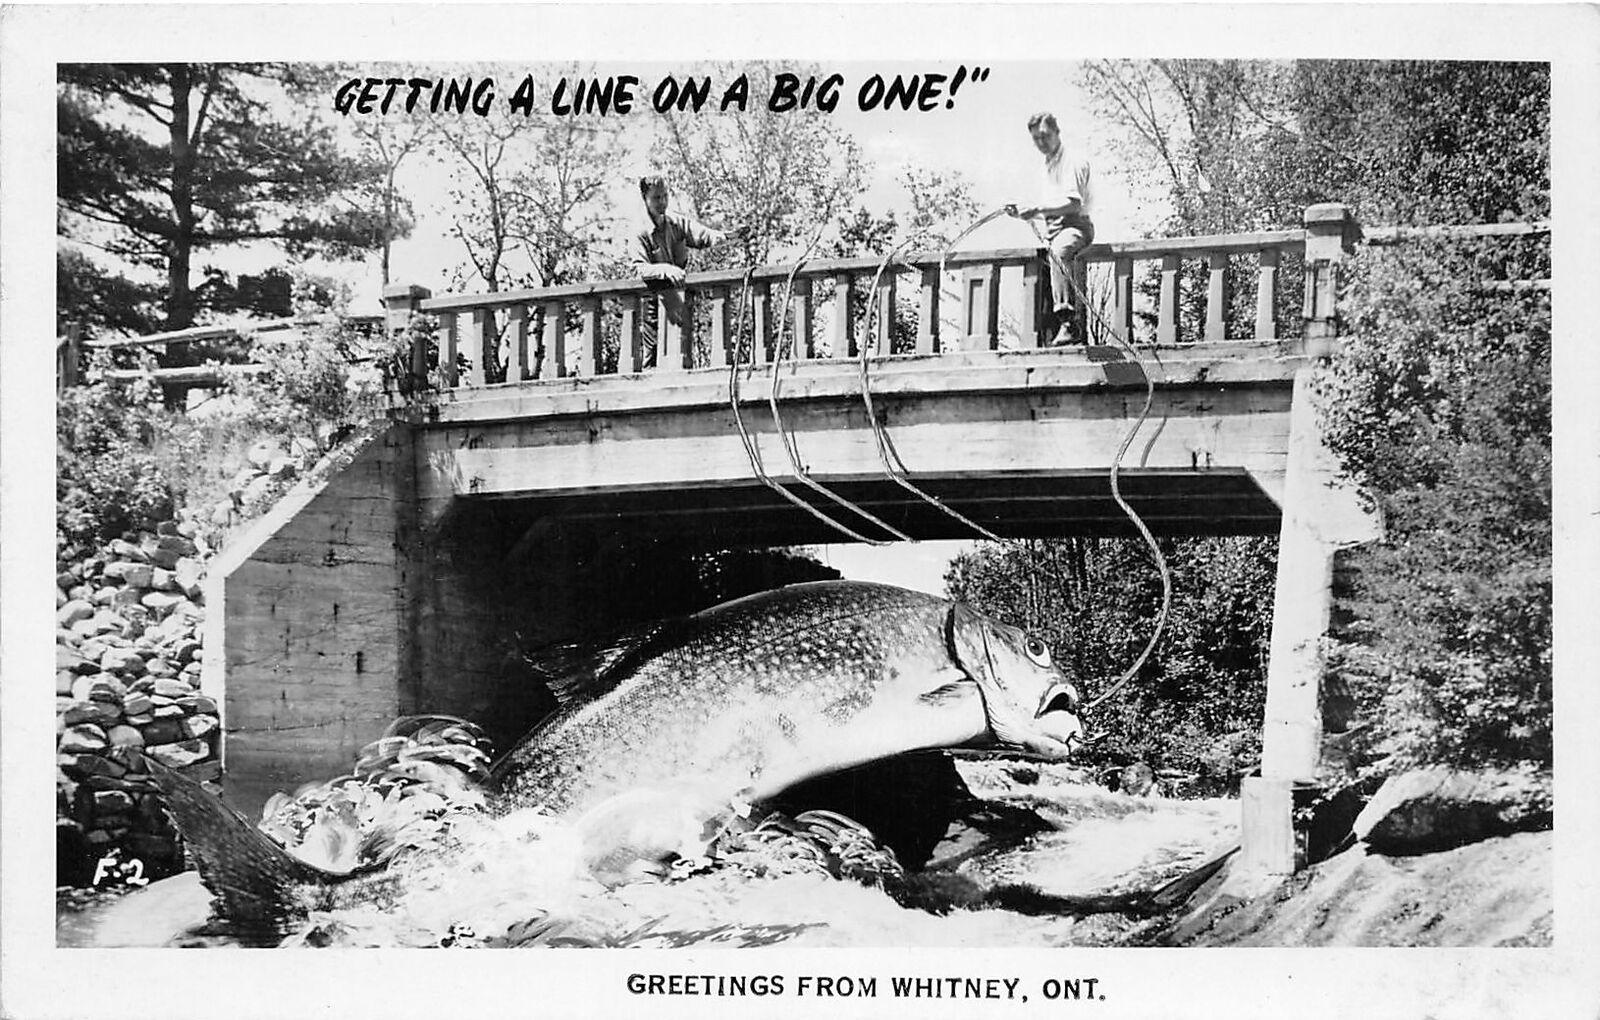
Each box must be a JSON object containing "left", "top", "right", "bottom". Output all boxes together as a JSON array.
[
  {"left": 632, "top": 174, "right": 740, "bottom": 362},
  {"left": 1008, "top": 112, "right": 1094, "bottom": 346}
]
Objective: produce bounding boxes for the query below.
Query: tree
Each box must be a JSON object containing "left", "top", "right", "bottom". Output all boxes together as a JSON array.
[
  {"left": 57, "top": 63, "right": 391, "bottom": 334},
  {"left": 649, "top": 63, "right": 867, "bottom": 268}
]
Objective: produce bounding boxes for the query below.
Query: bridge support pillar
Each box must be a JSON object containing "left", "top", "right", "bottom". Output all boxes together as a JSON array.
[{"left": 1241, "top": 368, "right": 1382, "bottom": 878}]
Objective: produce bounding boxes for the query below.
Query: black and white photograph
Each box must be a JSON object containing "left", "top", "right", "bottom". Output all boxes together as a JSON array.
[{"left": 3, "top": 4, "right": 1597, "bottom": 1018}]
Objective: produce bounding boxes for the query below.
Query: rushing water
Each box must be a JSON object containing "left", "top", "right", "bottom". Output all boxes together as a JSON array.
[{"left": 60, "top": 761, "right": 1237, "bottom": 949}]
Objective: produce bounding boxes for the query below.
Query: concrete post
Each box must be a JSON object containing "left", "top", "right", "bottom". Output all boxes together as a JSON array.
[
  {"left": 1300, "top": 203, "right": 1360, "bottom": 356},
  {"left": 384, "top": 283, "right": 432, "bottom": 392},
  {"left": 1240, "top": 369, "right": 1383, "bottom": 878}
]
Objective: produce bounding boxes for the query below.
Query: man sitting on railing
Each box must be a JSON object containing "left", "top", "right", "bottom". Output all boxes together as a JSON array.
[
  {"left": 632, "top": 174, "right": 735, "bottom": 361},
  {"left": 1007, "top": 111, "right": 1094, "bottom": 346}
]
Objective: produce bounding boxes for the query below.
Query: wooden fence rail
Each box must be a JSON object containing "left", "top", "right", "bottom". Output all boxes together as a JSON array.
[{"left": 386, "top": 205, "right": 1355, "bottom": 393}]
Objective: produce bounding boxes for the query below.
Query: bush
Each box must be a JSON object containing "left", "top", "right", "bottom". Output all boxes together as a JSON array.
[{"left": 1317, "top": 239, "right": 1552, "bottom": 773}]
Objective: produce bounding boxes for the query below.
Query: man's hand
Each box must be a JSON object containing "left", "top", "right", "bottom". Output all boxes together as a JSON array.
[
  {"left": 658, "top": 264, "right": 686, "bottom": 285},
  {"left": 1007, "top": 203, "right": 1038, "bottom": 220}
]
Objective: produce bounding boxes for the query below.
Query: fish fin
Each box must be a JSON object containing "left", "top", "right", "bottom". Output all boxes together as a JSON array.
[
  {"left": 523, "top": 620, "right": 687, "bottom": 709},
  {"left": 144, "top": 756, "right": 348, "bottom": 935}
]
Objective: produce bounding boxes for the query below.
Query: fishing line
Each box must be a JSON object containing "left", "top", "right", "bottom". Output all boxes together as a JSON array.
[
  {"left": 1020, "top": 216, "right": 1173, "bottom": 712},
  {"left": 766, "top": 224, "right": 913, "bottom": 542},
  {"left": 856, "top": 235, "right": 1005, "bottom": 543},
  {"left": 727, "top": 254, "right": 893, "bottom": 546}
]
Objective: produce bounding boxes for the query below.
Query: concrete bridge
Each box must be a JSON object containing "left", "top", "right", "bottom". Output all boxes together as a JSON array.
[{"left": 205, "top": 203, "right": 1379, "bottom": 877}]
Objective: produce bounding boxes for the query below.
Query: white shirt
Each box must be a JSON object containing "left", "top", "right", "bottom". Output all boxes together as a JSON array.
[{"left": 1041, "top": 147, "right": 1093, "bottom": 226}]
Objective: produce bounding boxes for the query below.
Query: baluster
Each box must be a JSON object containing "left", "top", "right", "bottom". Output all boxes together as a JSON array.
[
  {"left": 916, "top": 267, "right": 939, "bottom": 354},
  {"left": 619, "top": 294, "right": 642, "bottom": 374},
  {"left": 507, "top": 303, "right": 531, "bottom": 381},
  {"left": 439, "top": 311, "right": 459, "bottom": 387},
  {"left": 469, "top": 308, "right": 494, "bottom": 385},
  {"left": 1205, "top": 252, "right": 1228, "bottom": 343},
  {"left": 751, "top": 283, "right": 772, "bottom": 365},
  {"left": 790, "top": 277, "right": 815, "bottom": 359},
  {"left": 1019, "top": 261, "right": 1044, "bottom": 349},
  {"left": 1157, "top": 254, "right": 1180, "bottom": 346},
  {"left": 960, "top": 264, "right": 998, "bottom": 351},
  {"left": 832, "top": 275, "right": 854, "bottom": 357},
  {"left": 710, "top": 287, "right": 731, "bottom": 365},
  {"left": 874, "top": 271, "right": 898, "bottom": 355},
  {"left": 668, "top": 290, "right": 694, "bottom": 370},
  {"left": 1255, "top": 248, "right": 1280, "bottom": 340},
  {"left": 575, "top": 297, "right": 600, "bottom": 376},
  {"left": 541, "top": 300, "right": 566, "bottom": 378},
  {"left": 1113, "top": 257, "right": 1134, "bottom": 343}
]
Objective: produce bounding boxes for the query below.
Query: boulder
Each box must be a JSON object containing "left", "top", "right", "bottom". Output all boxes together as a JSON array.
[
  {"left": 147, "top": 536, "right": 197, "bottom": 570},
  {"left": 176, "top": 694, "right": 218, "bottom": 715},
  {"left": 57, "top": 646, "right": 94, "bottom": 674},
  {"left": 1353, "top": 766, "right": 1554, "bottom": 855},
  {"left": 140, "top": 591, "right": 184, "bottom": 617},
  {"left": 143, "top": 656, "right": 178, "bottom": 678},
  {"left": 240, "top": 474, "right": 277, "bottom": 507},
  {"left": 152, "top": 704, "right": 185, "bottom": 720},
  {"left": 76, "top": 640, "right": 110, "bottom": 666},
  {"left": 88, "top": 677, "right": 129, "bottom": 703},
  {"left": 267, "top": 455, "right": 298, "bottom": 479},
  {"left": 59, "top": 752, "right": 124, "bottom": 780},
  {"left": 139, "top": 717, "right": 187, "bottom": 746},
  {"left": 171, "top": 638, "right": 203, "bottom": 665},
  {"left": 91, "top": 585, "right": 118, "bottom": 606},
  {"left": 57, "top": 725, "right": 109, "bottom": 754},
  {"left": 103, "top": 561, "right": 155, "bottom": 588},
  {"left": 182, "top": 714, "right": 219, "bottom": 741},
  {"left": 58, "top": 569, "right": 81, "bottom": 590},
  {"left": 92, "top": 790, "right": 136, "bottom": 817},
  {"left": 56, "top": 671, "right": 77, "bottom": 697},
  {"left": 57, "top": 600, "right": 95, "bottom": 627},
  {"left": 173, "top": 557, "right": 205, "bottom": 599},
  {"left": 63, "top": 701, "right": 122, "bottom": 728},
  {"left": 178, "top": 759, "right": 222, "bottom": 783},
  {"left": 175, "top": 519, "right": 199, "bottom": 538},
  {"left": 122, "top": 693, "right": 154, "bottom": 717},
  {"left": 106, "top": 724, "right": 145, "bottom": 748},
  {"left": 150, "top": 566, "right": 178, "bottom": 591},
  {"left": 99, "top": 647, "right": 147, "bottom": 676},
  {"left": 124, "top": 712, "right": 155, "bottom": 727},
  {"left": 144, "top": 739, "right": 210, "bottom": 768},
  {"left": 107, "top": 539, "right": 148, "bottom": 564},
  {"left": 152, "top": 677, "right": 194, "bottom": 699}
]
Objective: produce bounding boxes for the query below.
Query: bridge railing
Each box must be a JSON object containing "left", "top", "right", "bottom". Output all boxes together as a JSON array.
[{"left": 385, "top": 203, "right": 1359, "bottom": 392}]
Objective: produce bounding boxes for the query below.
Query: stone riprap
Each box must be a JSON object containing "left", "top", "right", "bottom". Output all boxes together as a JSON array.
[{"left": 55, "top": 515, "right": 219, "bottom": 887}]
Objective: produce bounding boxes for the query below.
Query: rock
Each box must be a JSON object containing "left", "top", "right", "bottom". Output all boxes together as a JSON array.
[
  {"left": 138, "top": 717, "right": 188, "bottom": 745},
  {"left": 122, "top": 693, "right": 153, "bottom": 716},
  {"left": 105, "top": 744, "right": 148, "bottom": 773},
  {"left": 63, "top": 701, "right": 121, "bottom": 727},
  {"left": 151, "top": 567, "right": 178, "bottom": 591},
  {"left": 141, "top": 591, "right": 184, "bottom": 616},
  {"left": 59, "top": 752, "right": 124, "bottom": 780},
  {"left": 1353, "top": 767, "right": 1554, "bottom": 855},
  {"left": 91, "top": 585, "right": 118, "bottom": 606},
  {"left": 175, "top": 519, "right": 199, "bottom": 538},
  {"left": 172, "top": 638, "right": 203, "bottom": 665},
  {"left": 107, "top": 539, "right": 147, "bottom": 563},
  {"left": 124, "top": 712, "right": 155, "bottom": 726},
  {"left": 210, "top": 500, "right": 235, "bottom": 528},
  {"left": 57, "top": 600, "right": 95, "bottom": 627},
  {"left": 110, "top": 587, "right": 147, "bottom": 614},
  {"left": 106, "top": 725, "right": 145, "bottom": 748},
  {"left": 99, "top": 647, "right": 147, "bottom": 676},
  {"left": 153, "top": 704, "right": 185, "bottom": 720},
  {"left": 76, "top": 639, "right": 110, "bottom": 665},
  {"left": 56, "top": 671, "right": 77, "bottom": 697},
  {"left": 145, "top": 739, "right": 210, "bottom": 768},
  {"left": 152, "top": 677, "right": 194, "bottom": 699},
  {"left": 57, "top": 725, "right": 109, "bottom": 754},
  {"left": 182, "top": 714, "right": 219, "bottom": 741},
  {"left": 143, "top": 656, "right": 177, "bottom": 678},
  {"left": 103, "top": 561, "right": 155, "bottom": 588},
  {"left": 70, "top": 619, "right": 102, "bottom": 641},
  {"left": 88, "top": 677, "right": 129, "bottom": 703},
  {"left": 176, "top": 694, "right": 217, "bottom": 715},
  {"left": 58, "top": 570, "right": 81, "bottom": 591},
  {"left": 173, "top": 557, "right": 205, "bottom": 599},
  {"left": 58, "top": 646, "right": 94, "bottom": 674}
]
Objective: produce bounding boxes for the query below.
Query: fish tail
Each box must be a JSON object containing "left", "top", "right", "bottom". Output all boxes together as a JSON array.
[{"left": 145, "top": 756, "right": 346, "bottom": 935}]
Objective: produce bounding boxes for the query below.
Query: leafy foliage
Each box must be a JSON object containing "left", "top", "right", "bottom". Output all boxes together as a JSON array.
[
  {"left": 57, "top": 63, "right": 392, "bottom": 334},
  {"left": 946, "top": 537, "right": 1277, "bottom": 789}
]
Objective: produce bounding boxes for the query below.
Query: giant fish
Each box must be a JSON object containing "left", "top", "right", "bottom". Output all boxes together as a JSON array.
[{"left": 148, "top": 580, "right": 1086, "bottom": 937}]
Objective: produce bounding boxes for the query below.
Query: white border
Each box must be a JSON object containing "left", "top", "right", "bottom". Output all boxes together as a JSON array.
[{"left": 4, "top": 5, "right": 1597, "bottom": 1019}]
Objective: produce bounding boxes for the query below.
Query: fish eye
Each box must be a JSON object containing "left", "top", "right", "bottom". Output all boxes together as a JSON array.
[{"left": 1024, "top": 637, "right": 1051, "bottom": 667}]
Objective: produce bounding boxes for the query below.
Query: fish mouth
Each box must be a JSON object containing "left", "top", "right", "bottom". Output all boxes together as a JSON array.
[{"left": 1022, "top": 683, "right": 1085, "bottom": 759}]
